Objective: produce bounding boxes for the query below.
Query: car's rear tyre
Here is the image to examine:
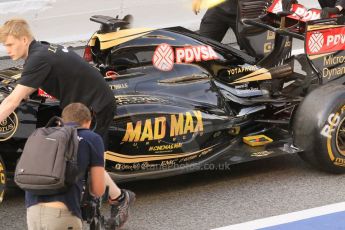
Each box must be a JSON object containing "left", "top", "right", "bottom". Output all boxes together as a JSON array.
[
  {"left": 0, "top": 155, "right": 6, "bottom": 203},
  {"left": 293, "top": 83, "right": 345, "bottom": 173}
]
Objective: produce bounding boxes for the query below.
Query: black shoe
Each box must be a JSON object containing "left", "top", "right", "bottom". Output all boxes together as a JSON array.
[{"left": 108, "top": 189, "right": 136, "bottom": 229}]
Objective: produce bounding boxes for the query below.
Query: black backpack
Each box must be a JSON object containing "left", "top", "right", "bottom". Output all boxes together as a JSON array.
[{"left": 15, "top": 116, "right": 80, "bottom": 195}]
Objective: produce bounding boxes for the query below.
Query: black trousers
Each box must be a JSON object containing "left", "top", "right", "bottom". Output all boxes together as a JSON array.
[
  {"left": 318, "top": 0, "right": 338, "bottom": 8},
  {"left": 93, "top": 100, "right": 116, "bottom": 149},
  {"left": 199, "top": 7, "right": 239, "bottom": 43}
]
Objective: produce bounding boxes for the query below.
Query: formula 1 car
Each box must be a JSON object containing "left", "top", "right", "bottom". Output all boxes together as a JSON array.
[{"left": 1, "top": 0, "right": 345, "bottom": 203}]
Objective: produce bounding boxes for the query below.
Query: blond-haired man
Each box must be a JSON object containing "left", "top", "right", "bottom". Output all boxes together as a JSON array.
[{"left": 0, "top": 18, "right": 114, "bottom": 145}]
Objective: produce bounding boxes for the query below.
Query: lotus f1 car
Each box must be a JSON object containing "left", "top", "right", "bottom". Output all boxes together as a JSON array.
[{"left": 1, "top": 0, "right": 345, "bottom": 202}]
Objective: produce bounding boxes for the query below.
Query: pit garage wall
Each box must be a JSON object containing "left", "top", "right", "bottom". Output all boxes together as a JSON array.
[{"left": 0, "top": 0, "right": 317, "bottom": 55}]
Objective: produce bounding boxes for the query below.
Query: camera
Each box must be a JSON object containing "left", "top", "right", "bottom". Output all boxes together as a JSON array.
[{"left": 81, "top": 185, "right": 109, "bottom": 230}]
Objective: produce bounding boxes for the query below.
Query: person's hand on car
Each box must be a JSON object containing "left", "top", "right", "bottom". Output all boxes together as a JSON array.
[
  {"left": 192, "top": 0, "right": 202, "bottom": 15},
  {"left": 321, "top": 7, "right": 340, "bottom": 18}
]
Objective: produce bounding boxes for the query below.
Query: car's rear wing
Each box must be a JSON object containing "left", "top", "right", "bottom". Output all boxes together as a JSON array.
[
  {"left": 240, "top": 0, "right": 345, "bottom": 84},
  {"left": 244, "top": 17, "right": 345, "bottom": 84}
]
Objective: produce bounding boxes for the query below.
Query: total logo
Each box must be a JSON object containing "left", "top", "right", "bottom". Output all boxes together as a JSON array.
[{"left": 153, "top": 43, "right": 218, "bottom": 71}]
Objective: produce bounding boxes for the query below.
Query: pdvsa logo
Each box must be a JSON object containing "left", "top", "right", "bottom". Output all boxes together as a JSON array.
[
  {"left": 326, "top": 34, "right": 345, "bottom": 47},
  {"left": 0, "top": 112, "right": 18, "bottom": 142},
  {"left": 153, "top": 43, "right": 174, "bottom": 72},
  {"left": 307, "top": 27, "right": 345, "bottom": 55},
  {"left": 153, "top": 43, "right": 218, "bottom": 71},
  {"left": 292, "top": 7, "right": 320, "bottom": 21},
  {"left": 308, "top": 32, "right": 324, "bottom": 54}
]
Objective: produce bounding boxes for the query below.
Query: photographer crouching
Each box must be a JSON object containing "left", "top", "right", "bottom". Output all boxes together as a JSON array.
[{"left": 25, "top": 103, "right": 106, "bottom": 229}]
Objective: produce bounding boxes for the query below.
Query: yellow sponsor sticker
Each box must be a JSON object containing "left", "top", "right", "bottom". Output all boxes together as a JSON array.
[
  {"left": 267, "top": 31, "right": 275, "bottom": 40},
  {"left": 264, "top": 42, "right": 273, "bottom": 53}
]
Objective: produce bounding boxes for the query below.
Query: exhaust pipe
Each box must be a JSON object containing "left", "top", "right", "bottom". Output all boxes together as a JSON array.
[{"left": 269, "top": 64, "right": 293, "bottom": 79}]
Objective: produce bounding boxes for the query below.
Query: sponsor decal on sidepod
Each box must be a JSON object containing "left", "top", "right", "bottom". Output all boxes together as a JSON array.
[
  {"left": 153, "top": 43, "right": 218, "bottom": 71},
  {"left": 306, "top": 27, "right": 345, "bottom": 55}
]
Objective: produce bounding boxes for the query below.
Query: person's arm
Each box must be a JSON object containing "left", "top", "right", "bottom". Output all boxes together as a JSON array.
[
  {"left": 321, "top": 0, "right": 343, "bottom": 19},
  {"left": 88, "top": 133, "right": 106, "bottom": 197},
  {"left": 0, "top": 84, "right": 36, "bottom": 122},
  {"left": 336, "top": 0, "right": 345, "bottom": 11},
  {"left": 192, "top": 0, "right": 202, "bottom": 15},
  {"left": 89, "top": 166, "right": 105, "bottom": 197}
]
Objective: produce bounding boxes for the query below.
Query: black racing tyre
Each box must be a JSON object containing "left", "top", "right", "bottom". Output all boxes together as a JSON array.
[
  {"left": 293, "top": 83, "right": 345, "bottom": 173},
  {"left": 0, "top": 155, "right": 6, "bottom": 203}
]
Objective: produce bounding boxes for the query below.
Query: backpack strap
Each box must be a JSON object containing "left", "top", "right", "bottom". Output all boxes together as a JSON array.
[{"left": 45, "top": 116, "right": 64, "bottom": 128}]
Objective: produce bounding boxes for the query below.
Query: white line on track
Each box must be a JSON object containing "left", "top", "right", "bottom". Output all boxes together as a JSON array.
[{"left": 211, "top": 201, "right": 345, "bottom": 230}]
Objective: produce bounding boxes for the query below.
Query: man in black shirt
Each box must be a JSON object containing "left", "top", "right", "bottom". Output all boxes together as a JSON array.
[
  {"left": 319, "top": 0, "right": 345, "bottom": 18},
  {"left": 0, "top": 18, "right": 135, "bottom": 229},
  {"left": 192, "top": 0, "right": 239, "bottom": 43},
  {"left": 0, "top": 19, "right": 114, "bottom": 143}
]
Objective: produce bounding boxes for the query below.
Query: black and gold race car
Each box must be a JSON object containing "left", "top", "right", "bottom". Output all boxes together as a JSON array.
[{"left": 1, "top": 0, "right": 345, "bottom": 202}]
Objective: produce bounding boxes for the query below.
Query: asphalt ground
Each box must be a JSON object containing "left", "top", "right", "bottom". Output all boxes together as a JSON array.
[{"left": 2, "top": 154, "right": 345, "bottom": 230}]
